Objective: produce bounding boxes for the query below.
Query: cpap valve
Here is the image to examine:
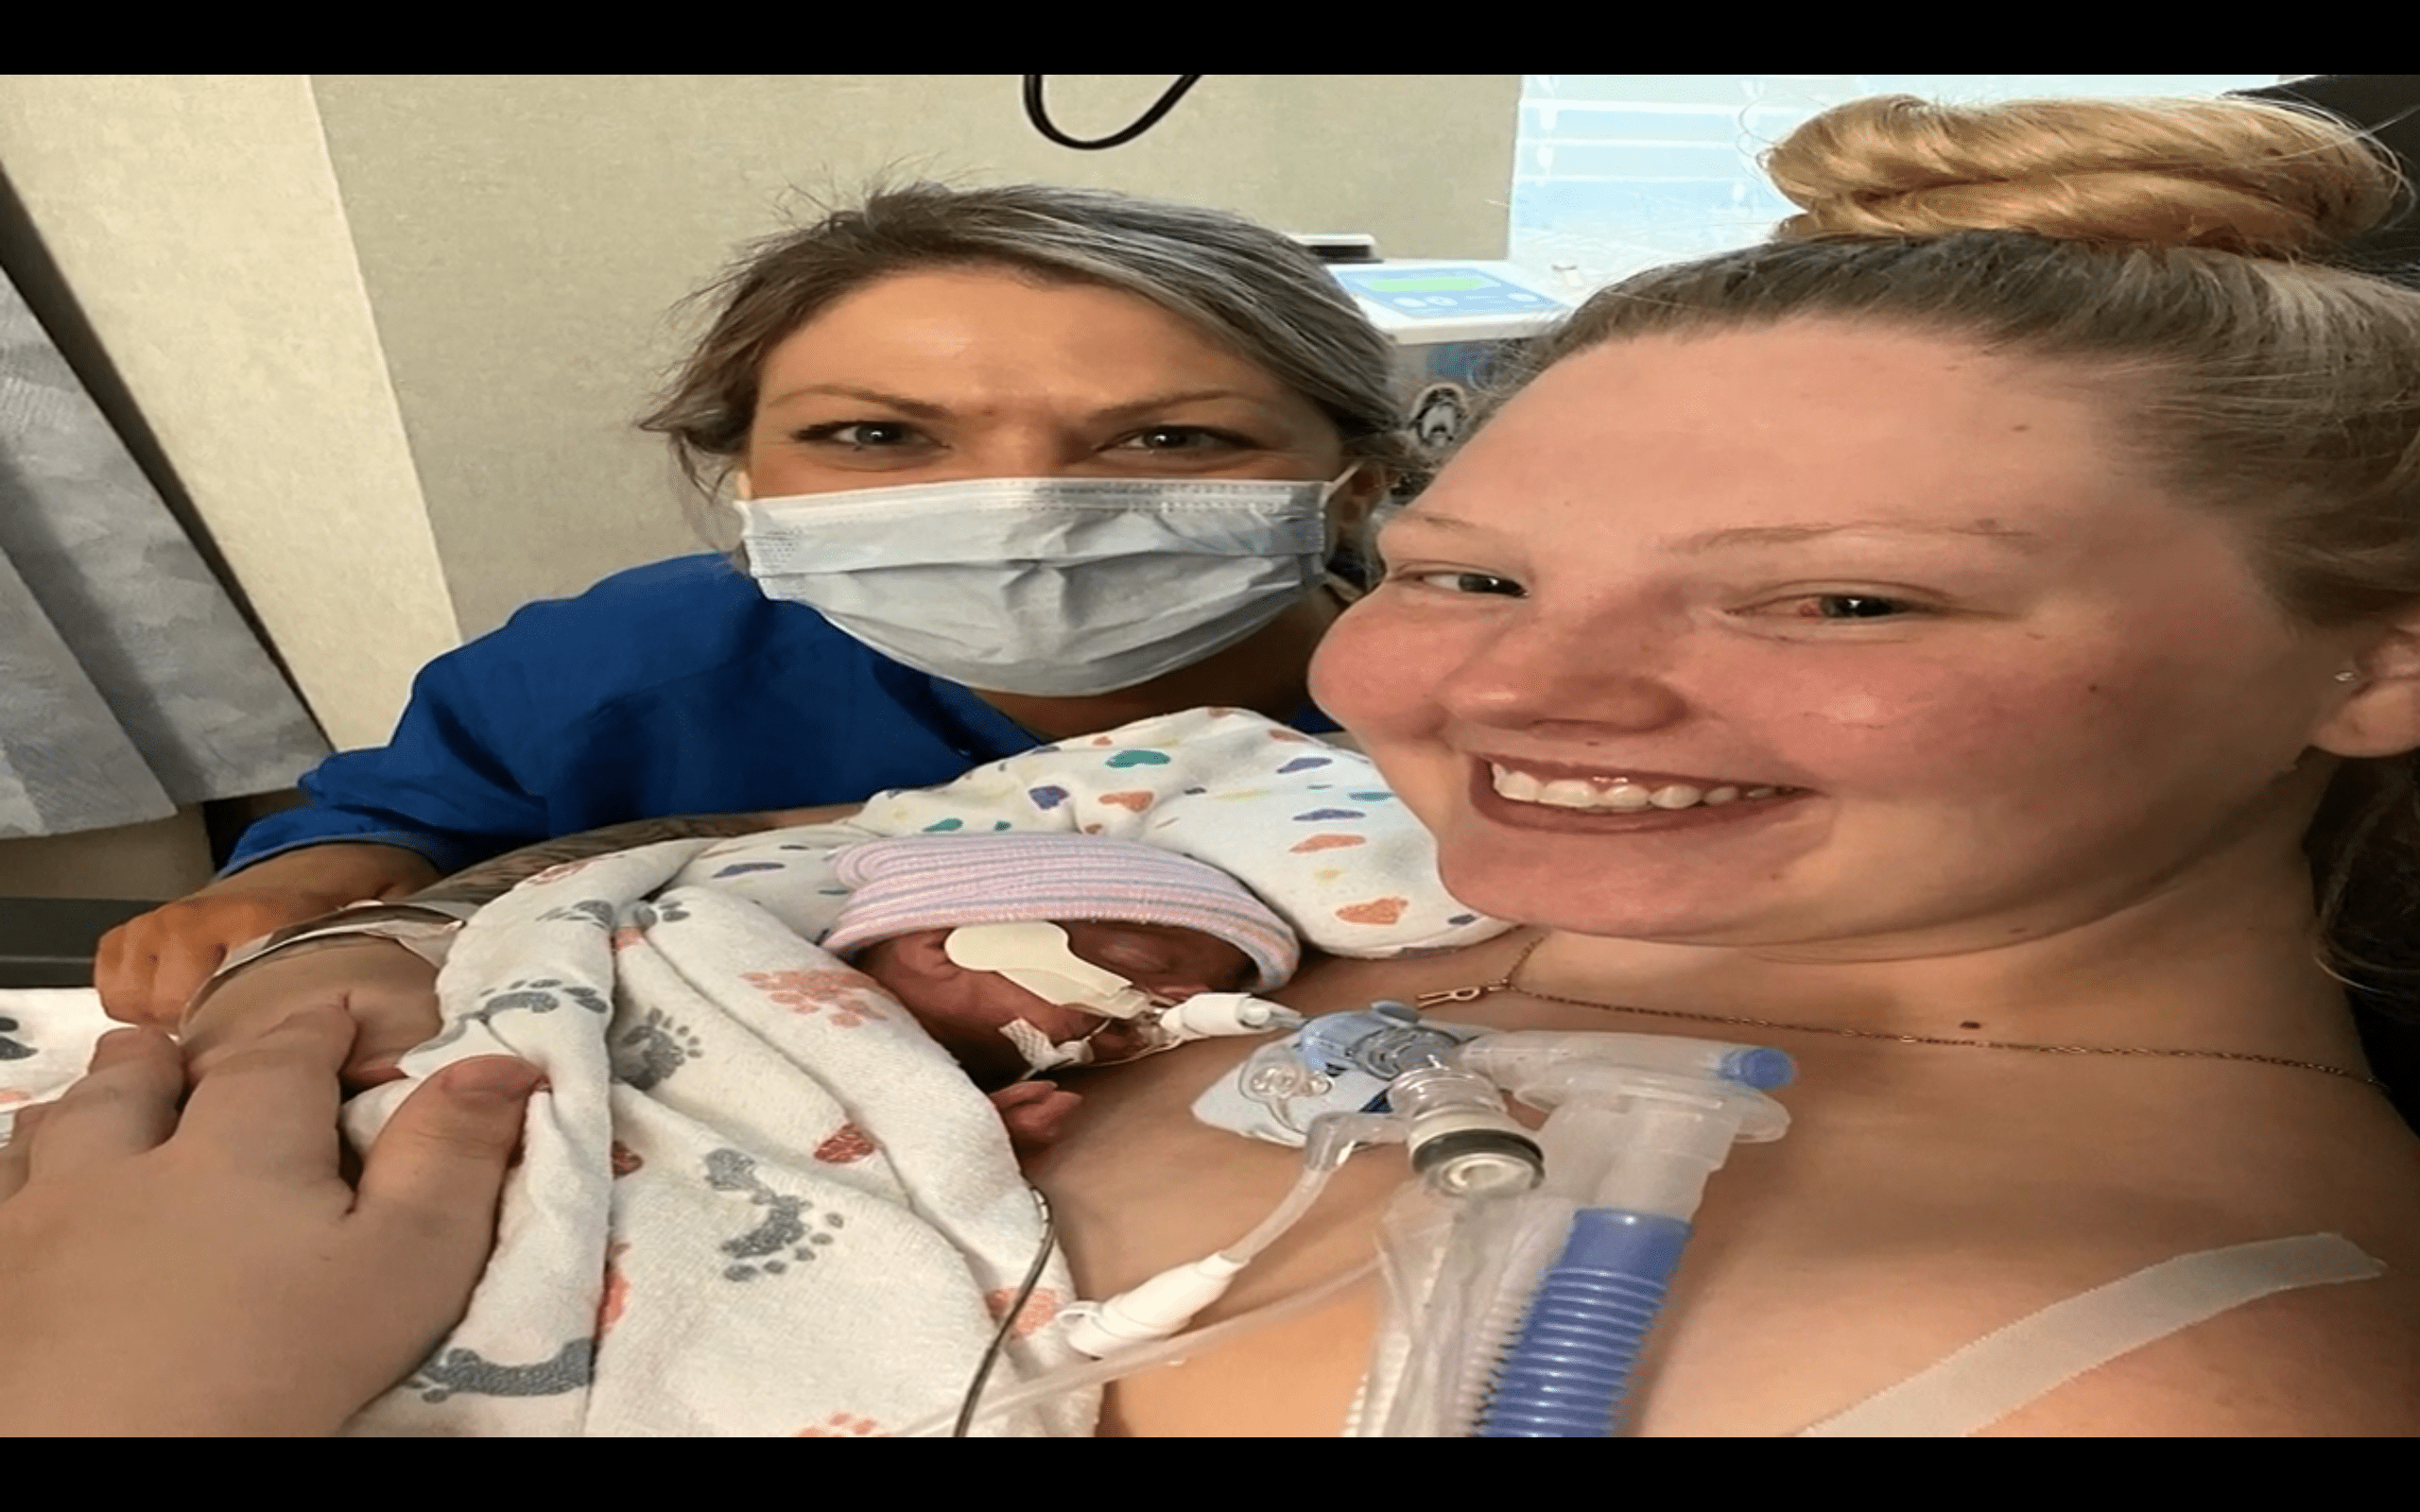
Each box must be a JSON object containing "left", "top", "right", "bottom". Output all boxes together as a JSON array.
[
  {"left": 1357, "top": 1029, "right": 1795, "bottom": 1437},
  {"left": 1062, "top": 1000, "right": 1534, "bottom": 1359},
  {"left": 1167, "top": 1004, "right": 1796, "bottom": 1437},
  {"left": 929, "top": 1005, "right": 1801, "bottom": 1435},
  {"left": 944, "top": 920, "right": 1304, "bottom": 1074}
]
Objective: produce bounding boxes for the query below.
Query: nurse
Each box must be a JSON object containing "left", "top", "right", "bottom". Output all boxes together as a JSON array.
[{"left": 96, "top": 185, "right": 1408, "bottom": 1024}]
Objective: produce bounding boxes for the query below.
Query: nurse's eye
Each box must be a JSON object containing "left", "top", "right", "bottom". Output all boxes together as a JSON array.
[
  {"left": 791, "top": 420, "right": 927, "bottom": 450},
  {"left": 1113, "top": 425, "right": 1252, "bottom": 453},
  {"left": 1402, "top": 569, "right": 1527, "bottom": 598}
]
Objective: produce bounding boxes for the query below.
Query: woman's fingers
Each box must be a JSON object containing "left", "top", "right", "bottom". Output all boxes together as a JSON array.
[
  {"left": 19, "top": 1028, "right": 184, "bottom": 1182},
  {"left": 351, "top": 1057, "right": 542, "bottom": 1292},
  {"left": 0, "top": 1100, "right": 44, "bottom": 1200},
  {"left": 0, "top": 1018, "right": 533, "bottom": 1436}
]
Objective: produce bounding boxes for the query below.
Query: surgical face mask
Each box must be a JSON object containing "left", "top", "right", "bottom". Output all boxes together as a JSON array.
[{"left": 735, "top": 472, "right": 1354, "bottom": 697}]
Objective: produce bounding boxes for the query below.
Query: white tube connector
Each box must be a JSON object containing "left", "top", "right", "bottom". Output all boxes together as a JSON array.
[
  {"left": 1062, "top": 1255, "right": 1249, "bottom": 1357},
  {"left": 1158, "top": 991, "right": 1305, "bottom": 1042}
]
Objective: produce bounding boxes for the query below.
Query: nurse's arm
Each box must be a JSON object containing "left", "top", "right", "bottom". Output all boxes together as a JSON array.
[{"left": 405, "top": 802, "right": 863, "bottom": 909}]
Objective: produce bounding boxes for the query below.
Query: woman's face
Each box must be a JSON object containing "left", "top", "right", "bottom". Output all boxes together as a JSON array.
[
  {"left": 742, "top": 266, "right": 1363, "bottom": 501},
  {"left": 1312, "top": 321, "right": 2359, "bottom": 955}
]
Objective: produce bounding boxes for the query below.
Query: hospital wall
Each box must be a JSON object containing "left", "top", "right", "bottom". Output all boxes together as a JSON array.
[{"left": 0, "top": 75, "right": 1521, "bottom": 900}]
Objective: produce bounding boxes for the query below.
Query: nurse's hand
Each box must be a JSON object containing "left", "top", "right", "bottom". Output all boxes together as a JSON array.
[
  {"left": 178, "top": 938, "right": 446, "bottom": 1092},
  {"left": 95, "top": 845, "right": 442, "bottom": 1029},
  {"left": 0, "top": 1014, "right": 539, "bottom": 1436}
]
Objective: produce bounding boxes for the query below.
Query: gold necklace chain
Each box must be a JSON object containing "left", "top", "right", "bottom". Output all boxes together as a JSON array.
[{"left": 1415, "top": 936, "right": 2390, "bottom": 1091}]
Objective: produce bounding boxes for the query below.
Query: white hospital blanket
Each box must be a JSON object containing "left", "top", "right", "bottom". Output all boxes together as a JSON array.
[
  {"left": 0, "top": 867, "right": 1085, "bottom": 1437},
  {"left": 0, "top": 987, "right": 109, "bottom": 1138},
  {"left": 0, "top": 710, "right": 1503, "bottom": 1435},
  {"left": 339, "top": 833, "right": 1090, "bottom": 1436}
]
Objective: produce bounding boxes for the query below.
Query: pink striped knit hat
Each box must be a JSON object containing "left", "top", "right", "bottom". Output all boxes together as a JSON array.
[{"left": 821, "top": 833, "right": 1298, "bottom": 989}]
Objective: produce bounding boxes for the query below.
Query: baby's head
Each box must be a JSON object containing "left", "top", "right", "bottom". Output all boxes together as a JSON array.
[{"left": 821, "top": 834, "right": 1300, "bottom": 1091}]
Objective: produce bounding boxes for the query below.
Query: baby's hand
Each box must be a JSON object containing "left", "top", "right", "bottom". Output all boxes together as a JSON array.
[
  {"left": 179, "top": 939, "right": 446, "bottom": 1091},
  {"left": 988, "top": 1080, "right": 1083, "bottom": 1158}
]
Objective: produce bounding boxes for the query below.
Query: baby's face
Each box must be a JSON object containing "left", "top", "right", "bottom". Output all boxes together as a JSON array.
[{"left": 856, "top": 920, "right": 1254, "bottom": 1090}]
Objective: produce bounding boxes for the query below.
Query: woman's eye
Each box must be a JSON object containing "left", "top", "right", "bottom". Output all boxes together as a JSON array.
[
  {"left": 1403, "top": 570, "right": 1527, "bottom": 597},
  {"left": 1797, "top": 594, "right": 1912, "bottom": 620}
]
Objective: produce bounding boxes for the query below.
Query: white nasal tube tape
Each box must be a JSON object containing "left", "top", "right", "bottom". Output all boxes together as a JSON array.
[
  {"left": 946, "top": 922, "right": 1156, "bottom": 1018},
  {"left": 944, "top": 922, "right": 1305, "bottom": 1073}
]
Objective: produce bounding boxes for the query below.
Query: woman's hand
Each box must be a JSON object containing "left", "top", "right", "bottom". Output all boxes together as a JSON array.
[
  {"left": 178, "top": 938, "right": 448, "bottom": 1091},
  {"left": 0, "top": 1014, "right": 539, "bottom": 1436},
  {"left": 95, "top": 845, "right": 442, "bottom": 1028}
]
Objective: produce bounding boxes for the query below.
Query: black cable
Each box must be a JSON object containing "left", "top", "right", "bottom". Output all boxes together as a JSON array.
[
  {"left": 952, "top": 1185, "right": 1059, "bottom": 1435},
  {"left": 1023, "top": 76, "right": 1204, "bottom": 150}
]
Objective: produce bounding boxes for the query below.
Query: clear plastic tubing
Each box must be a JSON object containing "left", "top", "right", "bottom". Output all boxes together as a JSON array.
[{"left": 1459, "top": 1030, "right": 1794, "bottom": 1095}]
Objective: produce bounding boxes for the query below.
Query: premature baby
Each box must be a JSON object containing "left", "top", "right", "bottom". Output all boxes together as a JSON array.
[{"left": 818, "top": 833, "right": 1303, "bottom": 1145}]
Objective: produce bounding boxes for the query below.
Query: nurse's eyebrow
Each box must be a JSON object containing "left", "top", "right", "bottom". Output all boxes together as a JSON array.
[
  {"left": 756, "top": 383, "right": 1283, "bottom": 420},
  {"left": 1089, "top": 388, "right": 1283, "bottom": 420},
  {"left": 757, "top": 383, "right": 951, "bottom": 416},
  {"left": 1673, "top": 521, "right": 2048, "bottom": 552}
]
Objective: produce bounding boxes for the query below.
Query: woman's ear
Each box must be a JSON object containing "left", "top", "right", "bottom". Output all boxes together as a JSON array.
[{"left": 2312, "top": 614, "right": 2420, "bottom": 759}]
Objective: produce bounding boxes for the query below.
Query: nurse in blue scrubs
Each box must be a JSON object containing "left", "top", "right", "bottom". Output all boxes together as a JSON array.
[{"left": 97, "top": 184, "right": 1409, "bottom": 1023}]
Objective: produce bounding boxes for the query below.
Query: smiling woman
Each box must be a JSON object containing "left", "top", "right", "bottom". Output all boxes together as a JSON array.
[
  {"left": 1320, "top": 321, "right": 2359, "bottom": 954},
  {"left": 1327, "top": 93, "right": 2420, "bottom": 990}
]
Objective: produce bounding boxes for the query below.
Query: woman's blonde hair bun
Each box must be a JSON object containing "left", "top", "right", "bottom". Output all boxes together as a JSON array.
[{"left": 1768, "top": 94, "right": 2403, "bottom": 259}]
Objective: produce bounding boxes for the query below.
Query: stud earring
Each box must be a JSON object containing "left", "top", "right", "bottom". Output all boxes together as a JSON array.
[{"left": 2335, "top": 670, "right": 2360, "bottom": 683}]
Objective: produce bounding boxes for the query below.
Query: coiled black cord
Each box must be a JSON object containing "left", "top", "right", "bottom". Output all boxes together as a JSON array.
[{"left": 1023, "top": 76, "right": 1205, "bottom": 149}]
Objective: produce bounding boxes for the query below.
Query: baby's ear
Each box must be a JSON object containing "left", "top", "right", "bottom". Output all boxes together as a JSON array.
[
  {"left": 2313, "top": 614, "right": 2420, "bottom": 759},
  {"left": 853, "top": 930, "right": 957, "bottom": 987}
]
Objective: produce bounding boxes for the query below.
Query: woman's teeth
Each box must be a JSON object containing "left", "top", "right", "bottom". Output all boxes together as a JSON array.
[{"left": 1489, "top": 765, "right": 1793, "bottom": 812}]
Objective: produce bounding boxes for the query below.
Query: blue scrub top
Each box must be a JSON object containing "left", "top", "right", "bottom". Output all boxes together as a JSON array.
[{"left": 230, "top": 555, "right": 1338, "bottom": 876}]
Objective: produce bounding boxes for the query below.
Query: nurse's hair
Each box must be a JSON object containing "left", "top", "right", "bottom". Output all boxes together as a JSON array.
[
  {"left": 1510, "top": 94, "right": 2420, "bottom": 1013},
  {"left": 639, "top": 181, "right": 1413, "bottom": 509}
]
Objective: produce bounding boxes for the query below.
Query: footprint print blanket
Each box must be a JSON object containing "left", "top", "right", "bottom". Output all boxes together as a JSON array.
[{"left": 0, "top": 710, "right": 1504, "bottom": 1435}]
